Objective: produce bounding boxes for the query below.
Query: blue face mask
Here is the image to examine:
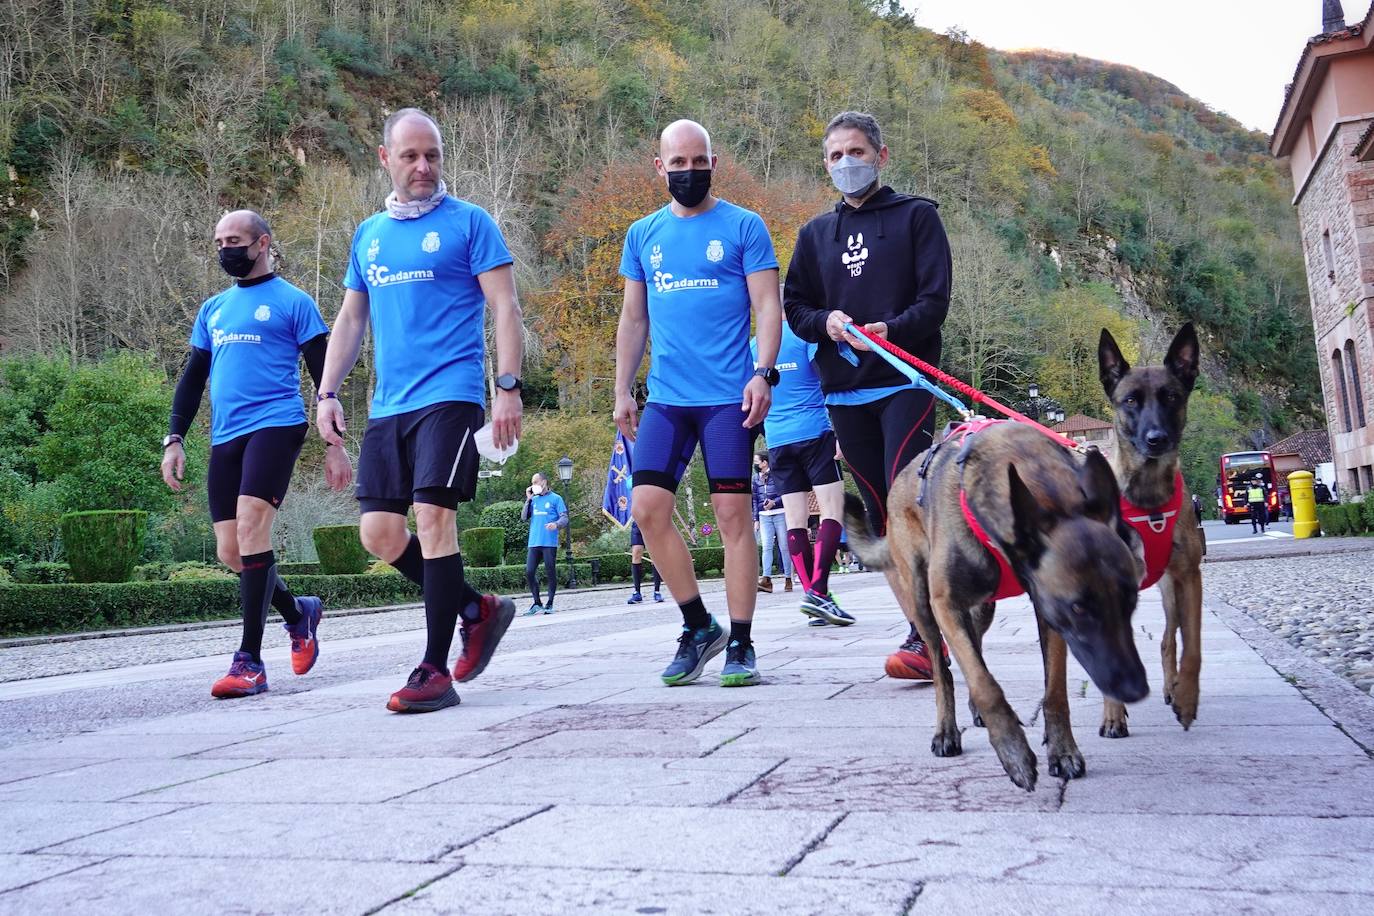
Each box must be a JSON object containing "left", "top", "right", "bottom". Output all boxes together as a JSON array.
[{"left": 830, "top": 155, "right": 878, "bottom": 197}]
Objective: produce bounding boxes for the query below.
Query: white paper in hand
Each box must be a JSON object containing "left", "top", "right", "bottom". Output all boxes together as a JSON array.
[{"left": 474, "top": 422, "right": 518, "bottom": 464}]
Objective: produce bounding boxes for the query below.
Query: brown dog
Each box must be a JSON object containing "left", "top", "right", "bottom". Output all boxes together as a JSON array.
[
  {"left": 1098, "top": 324, "right": 1205, "bottom": 736},
  {"left": 847, "top": 420, "right": 1148, "bottom": 791}
]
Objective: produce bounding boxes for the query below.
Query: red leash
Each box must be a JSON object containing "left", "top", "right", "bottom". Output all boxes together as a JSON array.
[{"left": 852, "top": 327, "right": 1082, "bottom": 451}]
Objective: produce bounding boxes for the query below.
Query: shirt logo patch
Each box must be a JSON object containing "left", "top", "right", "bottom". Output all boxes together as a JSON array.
[
  {"left": 209, "top": 308, "right": 222, "bottom": 328},
  {"left": 653, "top": 271, "right": 720, "bottom": 294},
  {"left": 650, "top": 244, "right": 663, "bottom": 270},
  {"left": 367, "top": 238, "right": 380, "bottom": 263},
  {"left": 421, "top": 231, "right": 441, "bottom": 253},
  {"left": 706, "top": 239, "right": 724, "bottom": 263},
  {"left": 366, "top": 263, "right": 436, "bottom": 287},
  {"left": 254, "top": 305, "right": 271, "bottom": 322},
  {"left": 842, "top": 233, "right": 868, "bottom": 277}
]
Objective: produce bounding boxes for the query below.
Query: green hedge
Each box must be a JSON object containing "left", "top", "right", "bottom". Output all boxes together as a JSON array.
[
  {"left": 1342, "top": 502, "right": 1368, "bottom": 535},
  {"left": 480, "top": 500, "right": 527, "bottom": 559},
  {"left": 278, "top": 561, "right": 321, "bottom": 576},
  {"left": 1316, "top": 505, "right": 1342, "bottom": 536},
  {"left": 60, "top": 510, "right": 146, "bottom": 583},
  {"left": 583, "top": 553, "right": 632, "bottom": 582},
  {"left": 313, "top": 524, "right": 369, "bottom": 575},
  {"left": 461, "top": 527, "right": 504, "bottom": 567},
  {"left": 14, "top": 561, "right": 70, "bottom": 584},
  {"left": 1364, "top": 497, "right": 1374, "bottom": 532},
  {"left": 691, "top": 546, "right": 725, "bottom": 577}
]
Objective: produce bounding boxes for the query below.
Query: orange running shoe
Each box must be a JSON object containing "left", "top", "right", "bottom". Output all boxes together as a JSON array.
[
  {"left": 211, "top": 651, "right": 269, "bottom": 698},
  {"left": 884, "top": 632, "right": 950, "bottom": 681},
  {"left": 387, "top": 662, "right": 460, "bottom": 713},
  {"left": 284, "top": 596, "right": 323, "bottom": 676}
]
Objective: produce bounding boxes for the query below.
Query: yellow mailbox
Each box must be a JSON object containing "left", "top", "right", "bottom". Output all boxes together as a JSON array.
[{"left": 1288, "top": 470, "right": 1318, "bottom": 539}]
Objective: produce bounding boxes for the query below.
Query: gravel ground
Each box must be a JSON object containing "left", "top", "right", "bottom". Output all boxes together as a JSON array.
[{"left": 1204, "top": 546, "right": 1374, "bottom": 695}]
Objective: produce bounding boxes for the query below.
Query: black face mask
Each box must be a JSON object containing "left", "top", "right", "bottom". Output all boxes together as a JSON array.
[
  {"left": 218, "top": 241, "right": 260, "bottom": 278},
  {"left": 666, "top": 168, "right": 712, "bottom": 208}
]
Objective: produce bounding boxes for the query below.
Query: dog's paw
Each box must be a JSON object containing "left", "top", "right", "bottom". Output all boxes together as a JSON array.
[
  {"left": 993, "top": 738, "right": 1038, "bottom": 792},
  {"left": 930, "top": 728, "right": 963, "bottom": 757},
  {"left": 1099, "top": 702, "right": 1129, "bottom": 739},
  {"left": 1047, "top": 748, "right": 1086, "bottom": 779},
  {"left": 1170, "top": 680, "right": 1199, "bottom": 730}
]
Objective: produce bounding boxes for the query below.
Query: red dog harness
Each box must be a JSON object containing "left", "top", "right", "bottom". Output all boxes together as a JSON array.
[{"left": 1119, "top": 471, "right": 1184, "bottom": 589}]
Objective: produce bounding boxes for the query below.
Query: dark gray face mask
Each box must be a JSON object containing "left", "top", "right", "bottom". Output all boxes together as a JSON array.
[{"left": 830, "top": 155, "right": 879, "bottom": 197}]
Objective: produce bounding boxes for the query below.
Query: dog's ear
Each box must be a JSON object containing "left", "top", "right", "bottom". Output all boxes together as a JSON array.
[
  {"left": 1008, "top": 463, "right": 1051, "bottom": 564},
  {"left": 1164, "top": 323, "right": 1200, "bottom": 393},
  {"left": 1077, "top": 448, "right": 1122, "bottom": 525},
  {"left": 1098, "top": 329, "right": 1131, "bottom": 398}
]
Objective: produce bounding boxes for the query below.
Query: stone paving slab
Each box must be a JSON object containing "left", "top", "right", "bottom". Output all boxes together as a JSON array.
[
  {"left": 499, "top": 727, "right": 745, "bottom": 758},
  {"left": 0, "top": 856, "right": 449, "bottom": 915},
  {"left": 139, "top": 757, "right": 494, "bottom": 804},
  {"left": 0, "top": 758, "right": 102, "bottom": 784},
  {"left": 0, "top": 853, "right": 108, "bottom": 894},
  {"left": 390, "top": 864, "right": 920, "bottom": 915},
  {"left": 911, "top": 881, "right": 1374, "bottom": 915},
  {"left": 0, "top": 801, "right": 188, "bottom": 853},
  {"left": 191, "top": 726, "right": 548, "bottom": 760},
  {"left": 0, "top": 758, "right": 264, "bottom": 802},
  {"left": 793, "top": 812, "right": 1374, "bottom": 893},
  {"left": 0, "top": 731, "right": 278, "bottom": 761},
  {"left": 489, "top": 702, "right": 745, "bottom": 732}
]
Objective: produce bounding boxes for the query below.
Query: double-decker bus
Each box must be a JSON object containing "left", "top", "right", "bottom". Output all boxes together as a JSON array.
[{"left": 1218, "top": 451, "right": 1280, "bottom": 524}]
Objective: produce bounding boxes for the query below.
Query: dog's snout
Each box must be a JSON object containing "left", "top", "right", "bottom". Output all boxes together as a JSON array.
[{"left": 1144, "top": 430, "right": 1169, "bottom": 450}]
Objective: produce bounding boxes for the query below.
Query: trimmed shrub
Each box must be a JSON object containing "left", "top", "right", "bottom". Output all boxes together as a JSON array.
[
  {"left": 365, "top": 559, "right": 394, "bottom": 575},
  {"left": 588, "top": 527, "right": 631, "bottom": 554},
  {"left": 583, "top": 553, "right": 632, "bottom": 582},
  {"left": 133, "top": 562, "right": 172, "bottom": 582},
  {"left": 14, "top": 561, "right": 70, "bottom": 584},
  {"left": 277, "top": 561, "right": 321, "bottom": 576},
  {"left": 313, "top": 524, "right": 369, "bottom": 575},
  {"left": 60, "top": 510, "right": 147, "bottom": 583},
  {"left": 1342, "top": 502, "right": 1366, "bottom": 535},
  {"left": 461, "top": 527, "right": 504, "bottom": 567},
  {"left": 480, "top": 501, "right": 527, "bottom": 559},
  {"left": 690, "top": 546, "right": 725, "bottom": 577},
  {"left": 168, "top": 562, "right": 234, "bottom": 581},
  {"left": 1362, "top": 497, "right": 1374, "bottom": 534},
  {"left": 0, "top": 566, "right": 12, "bottom": 585}
]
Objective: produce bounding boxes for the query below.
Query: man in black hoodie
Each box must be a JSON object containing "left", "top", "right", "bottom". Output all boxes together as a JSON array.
[{"left": 783, "top": 111, "right": 952, "bottom": 681}]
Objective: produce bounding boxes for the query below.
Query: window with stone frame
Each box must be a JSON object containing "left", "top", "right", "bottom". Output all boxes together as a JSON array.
[
  {"left": 1321, "top": 229, "right": 1336, "bottom": 283},
  {"left": 1333, "top": 349, "right": 1354, "bottom": 432},
  {"left": 1344, "top": 339, "right": 1366, "bottom": 428}
]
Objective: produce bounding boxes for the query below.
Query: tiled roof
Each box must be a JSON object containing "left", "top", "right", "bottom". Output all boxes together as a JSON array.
[
  {"left": 1274, "top": 2, "right": 1374, "bottom": 141},
  {"left": 1052, "top": 413, "right": 1114, "bottom": 434},
  {"left": 1268, "top": 429, "right": 1333, "bottom": 466}
]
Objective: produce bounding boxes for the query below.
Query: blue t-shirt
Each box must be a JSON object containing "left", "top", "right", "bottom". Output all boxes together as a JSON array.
[
  {"left": 527, "top": 491, "right": 567, "bottom": 548},
  {"left": 752, "top": 324, "right": 830, "bottom": 448},
  {"left": 619, "top": 199, "right": 778, "bottom": 407},
  {"left": 825, "top": 382, "right": 915, "bottom": 407},
  {"left": 190, "top": 276, "right": 328, "bottom": 445},
  {"left": 343, "top": 197, "right": 514, "bottom": 418}
]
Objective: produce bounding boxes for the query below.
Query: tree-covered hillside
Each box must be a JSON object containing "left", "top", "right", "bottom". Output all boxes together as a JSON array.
[{"left": 0, "top": 0, "right": 1321, "bottom": 558}]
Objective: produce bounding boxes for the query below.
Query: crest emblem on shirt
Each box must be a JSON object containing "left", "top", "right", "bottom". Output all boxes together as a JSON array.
[
  {"left": 367, "top": 238, "right": 380, "bottom": 263},
  {"left": 254, "top": 305, "right": 271, "bottom": 322},
  {"left": 650, "top": 245, "right": 663, "bottom": 270},
  {"left": 421, "top": 231, "right": 441, "bottom": 253},
  {"left": 706, "top": 239, "right": 724, "bottom": 263},
  {"left": 841, "top": 233, "right": 868, "bottom": 277},
  {"left": 209, "top": 308, "right": 222, "bottom": 328}
]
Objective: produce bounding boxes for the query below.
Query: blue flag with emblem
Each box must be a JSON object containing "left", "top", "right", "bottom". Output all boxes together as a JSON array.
[{"left": 601, "top": 430, "right": 634, "bottom": 528}]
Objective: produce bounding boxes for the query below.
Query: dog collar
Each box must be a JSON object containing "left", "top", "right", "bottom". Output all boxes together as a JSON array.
[{"left": 1120, "top": 470, "right": 1185, "bottom": 590}]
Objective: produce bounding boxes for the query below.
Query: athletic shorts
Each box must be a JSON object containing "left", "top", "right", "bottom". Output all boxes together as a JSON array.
[
  {"left": 769, "top": 430, "right": 842, "bottom": 496},
  {"left": 207, "top": 423, "right": 308, "bottom": 523},
  {"left": 356, "top": 401, "right": 483, "bottom": 514},
  {"left": 632, "top": 403, "right": 756, "bottom": 495},
  {"left": 629, "top": 522, "right": 645, "bottom": 548}
]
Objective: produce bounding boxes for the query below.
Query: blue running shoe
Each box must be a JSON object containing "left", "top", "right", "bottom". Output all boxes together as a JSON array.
[
  {"left": 522, "top": 602, "right": 543, "bottom": 617},
  {"left": 661, "top": 618, "right": 727, "bottom": 686},
  {"left": 800, "top": 591, "right": 856, "bottom": 626},
  {"left": 627, "top": 592, "right": 643, "bottom": 605},
  {"left": 653, "top": 591, "right": 664, "bottom": 603},
  {"left": 808, "top": 617, "right": 830, "bottom": 627},
  {"left": 719, "top": 640, "right": 760, "bottom": 687}
]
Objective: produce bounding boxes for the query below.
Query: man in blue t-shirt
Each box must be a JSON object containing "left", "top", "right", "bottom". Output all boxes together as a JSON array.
[
  {"left": 614, "top": 119, "right": 782, "bottom": 689},
  {"left": 521, "top": 472, "right": 568, "bottom": 616},
  {"left": 161, "top": 209, "right": 351, "bottom": 700},
  {"left": 752, "top": 324, "right": 856, "bottom": 629},
  {"left": 316, "top": 107, "right": 524, "bottom": 714}
]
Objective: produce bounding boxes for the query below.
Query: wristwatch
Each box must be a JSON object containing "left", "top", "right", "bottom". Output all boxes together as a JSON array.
[
  {"left": 753, "top": 366, "right": 780, "bottom": 386},
  {"left": 316, "top": 391, "right": 338, "bottom": 403},
  {"left": 496, "top": 373, "right": 523, "bottom": 392},
  {"left": 162, "top": 434, "right": 183, "bottom": 450}
]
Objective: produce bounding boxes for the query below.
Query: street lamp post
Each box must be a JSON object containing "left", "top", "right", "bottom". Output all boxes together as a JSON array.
[
  {"left": 556, "top": 455, "right": 577, "bottom": 588},
  {"left": 1021, "top": 383, "right": 1065, "bottom": 425}
]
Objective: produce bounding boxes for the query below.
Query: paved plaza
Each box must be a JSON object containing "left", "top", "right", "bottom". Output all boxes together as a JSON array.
[{"left": 2, "top": 566, "right": 1373, "bottom": 914}]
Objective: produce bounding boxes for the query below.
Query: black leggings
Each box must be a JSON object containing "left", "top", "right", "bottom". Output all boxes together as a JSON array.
[
  {"left": 828, "top": 387, "right": 937, "bottom": 536},
  {"left": 526, "top": 546, "right": 558, "bottom": 606}
]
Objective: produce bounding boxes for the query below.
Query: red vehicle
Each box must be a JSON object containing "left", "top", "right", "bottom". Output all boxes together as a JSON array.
[{"left": 1218, "top": 451, "right": 1280, "bottom": 525}]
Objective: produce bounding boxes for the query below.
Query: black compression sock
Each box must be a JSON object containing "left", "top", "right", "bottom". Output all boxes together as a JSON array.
[
  {"left": 389, "top": 535, "right": 425, "bottom": 587},
  {"left": 729, "top": 618, "right": 752, "bottom": 648},
  {"left": 238, "top": 551, "right": 276, "bottom": 661},
  {"left": 271, "top": 574, "right": 302, "bottom": 625},
  {"left": 421, "top": 552, "right": 464, "bottom": 669},
  {"left": 679, "top": 596, "right": 711, "bottom": 630},
  {"left": 632, "top": 561, "right": 644, "bottom": 592},
  {"left": 453, "top": 553, "right": 483, "bottom": 622}
]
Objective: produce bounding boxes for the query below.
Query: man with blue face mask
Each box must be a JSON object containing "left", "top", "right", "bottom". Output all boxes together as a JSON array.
[{"left": 783, "top": 110, "right": 953, "bottom": 682}]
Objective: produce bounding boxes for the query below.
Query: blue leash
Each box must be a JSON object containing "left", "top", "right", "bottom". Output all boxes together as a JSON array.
[{"left": 841, "top": 323, "right": 969, "bottom": 415}]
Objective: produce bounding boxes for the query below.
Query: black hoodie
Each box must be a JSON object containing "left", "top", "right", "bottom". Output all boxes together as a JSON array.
[{"left": 783, "top": 187, "right": 952, "bottom": 394}]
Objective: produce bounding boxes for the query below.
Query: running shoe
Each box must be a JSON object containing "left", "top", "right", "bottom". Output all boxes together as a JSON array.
[
  {"left": 808, "top": 618, "right": 830, "bottom": 627},
  {"left": 387, "top": 662, "right": 460, "bottom": 713},
  {"left": 652, "top": 591, "right": 664, "bottom": 603},
  {"left": 661, "top": 618, "right": 727, "bottom": 686},
  {"left": 211, "top": 651, "right": 268, "bottom": 699},
  {"left": 452, "top": 594, "right": 516, "bottom": 683},
  {"left": 626, "top": 592, "right": 644, "bottom": 605},
  {"left": 799, "top": 591, "right": 856, "bottom": 627},
  {"left": 541, "top": 604, "right": 554, "bottom": 615},
  {"left": 719, "top": 639, "right": 760, "bottom": 687},
  {"left": 884, "top": 633, "right": 950, "bottom": 680},
  {"left": 284, "top": 596, "right": 323, "bottom": 675},
  {"left": 523, "top": 602, "right": 543, "bottom": 617}
]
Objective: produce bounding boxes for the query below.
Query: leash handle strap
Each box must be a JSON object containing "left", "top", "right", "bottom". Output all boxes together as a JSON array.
[
  {"left": 848, "top": 325, "right": 1081, "bottom": 451},
  {"left": 841, "top": 323, "right": 969, "bottom": 415}
]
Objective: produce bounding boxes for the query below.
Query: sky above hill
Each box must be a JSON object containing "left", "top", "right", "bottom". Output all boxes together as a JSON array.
[{"left": 910, "top": 0, "right": 1352, "bottom": 134}]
